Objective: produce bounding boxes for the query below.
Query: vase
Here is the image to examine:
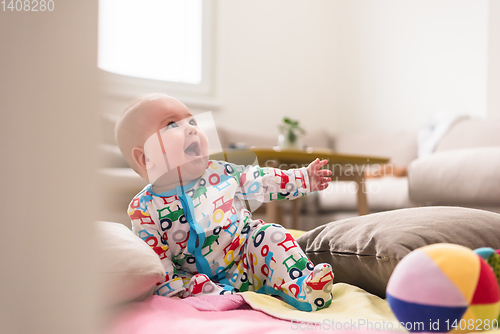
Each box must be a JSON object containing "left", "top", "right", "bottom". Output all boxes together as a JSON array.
[{"left": 277, "top": 130, "right": 303, "bottom": 150}]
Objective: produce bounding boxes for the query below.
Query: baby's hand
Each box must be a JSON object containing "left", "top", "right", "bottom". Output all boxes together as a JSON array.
[{"left": 306, "top": 158, "right": 332, "bottom": 192}]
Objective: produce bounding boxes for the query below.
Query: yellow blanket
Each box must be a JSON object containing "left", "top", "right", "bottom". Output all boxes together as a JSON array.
[
  {"left": 242, "top": 279, "right": 500, "bottom": 333},
  {"left": 242, "top": 283, "right": 404, "bottom": 332}
]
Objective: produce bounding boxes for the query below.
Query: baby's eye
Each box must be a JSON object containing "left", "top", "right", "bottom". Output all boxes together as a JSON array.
[
  {"left": 189, "top": 118, "right": 197, "bottom": 126},
  {"left": 165, "top": 121, "right": 178, "bottom": 129}
]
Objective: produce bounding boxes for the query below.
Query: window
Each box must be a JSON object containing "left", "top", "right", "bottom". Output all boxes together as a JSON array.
[{"left": 98, "top": 0, "right": 213, "bottom": 95}]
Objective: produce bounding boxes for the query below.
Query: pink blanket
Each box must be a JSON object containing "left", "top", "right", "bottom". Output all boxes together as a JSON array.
[
  {"left": 105, "top": 294, "right": 393, "bottom": 334},
  {"left": 106, "top": 295, "right": 295, "bottom": 334}
]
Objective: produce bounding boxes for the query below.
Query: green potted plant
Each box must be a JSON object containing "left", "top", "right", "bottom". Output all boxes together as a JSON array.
[{"left": 278, "top": 117, "right": 306, "bottom": 149}]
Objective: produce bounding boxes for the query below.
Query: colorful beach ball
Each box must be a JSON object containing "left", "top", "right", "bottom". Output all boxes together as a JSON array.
[{"left": 386, "top": 243, "right": 500, "bottom": 333}]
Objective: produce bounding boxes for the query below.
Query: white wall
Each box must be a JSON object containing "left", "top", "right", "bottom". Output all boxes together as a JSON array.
[
  {"left": 215, "top": 0, "right": 340, "bottom": 135},
  {"left": 215, "top": 0, "right": 489, "bottom": 134},
  {"left": 331, "top": 0, "right": 488, "bottom": 133},
  {"left": 488, "top": 0, "right": 500, "bottom": 120},
  {"left": 100, "top": 0, "right": 493, "bottom": 136},
  {"left": 0, "top": 2, "right": 100, "bottom": 334}
]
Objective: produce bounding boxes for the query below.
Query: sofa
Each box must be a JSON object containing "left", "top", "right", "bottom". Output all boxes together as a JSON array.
[
  {"left": 317, "top": 119, "right": 500, "bottom": 219},
  {"left": 98, "top": 116, "right": 500, "bottom": 230}
]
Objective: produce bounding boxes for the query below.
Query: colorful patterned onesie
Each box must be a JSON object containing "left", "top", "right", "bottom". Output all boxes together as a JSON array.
[{"left": 129, "top": 160, "right": 334, "bottom": 311}]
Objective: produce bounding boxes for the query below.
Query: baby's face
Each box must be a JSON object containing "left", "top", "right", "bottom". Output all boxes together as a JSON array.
[{"left": 141, "top": 98, "right": 209, "bottom": 185}]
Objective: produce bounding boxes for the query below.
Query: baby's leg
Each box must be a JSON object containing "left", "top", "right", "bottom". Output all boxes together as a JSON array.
[
  {"left": 176, "top": 271, "right": 235, "bottom": 298},
  {"left": 229, "top": 223, "right": 333, "bottom": 311}
]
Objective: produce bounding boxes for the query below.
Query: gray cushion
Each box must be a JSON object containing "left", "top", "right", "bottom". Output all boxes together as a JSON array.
[
  {"left": 408, "top": 147, "right": 500, "bottom": 206},
  {"left": 296, "top": 206, "right": 500, "bottom": 298}
]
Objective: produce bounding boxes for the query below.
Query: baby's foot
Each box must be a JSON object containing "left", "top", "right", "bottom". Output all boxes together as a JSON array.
[{"left": 304, "top": 263, "right": 334, "bottom": 311}]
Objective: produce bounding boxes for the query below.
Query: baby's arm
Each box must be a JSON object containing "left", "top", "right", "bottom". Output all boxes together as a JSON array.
[
  {"left": 128, "top": 201, "right": 186, "bottom": 298},
  {"left": 235, "top": 160, "right": 325, "bottom": 202}
]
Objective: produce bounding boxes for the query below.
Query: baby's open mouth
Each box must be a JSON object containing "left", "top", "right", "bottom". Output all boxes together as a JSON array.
[{"left": 184, "top": 142, "right": 200, "bottom": 156}]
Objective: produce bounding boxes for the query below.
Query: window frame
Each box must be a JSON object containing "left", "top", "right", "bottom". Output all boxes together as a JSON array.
[{"left": 98, "top": 0, "right": 216, "bottom": 101}]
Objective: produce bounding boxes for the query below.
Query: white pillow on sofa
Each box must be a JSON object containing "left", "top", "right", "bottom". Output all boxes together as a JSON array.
[{"left": 96, "top": 221, "right": 164, "bottom": 306}]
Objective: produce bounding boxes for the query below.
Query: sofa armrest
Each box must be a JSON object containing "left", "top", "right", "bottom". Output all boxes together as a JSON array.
[{"left": 408, "top": 147, "right": 500, "bottom": 205}]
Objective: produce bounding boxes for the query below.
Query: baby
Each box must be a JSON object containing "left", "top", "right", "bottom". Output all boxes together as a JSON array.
[{"left": 115, "top": 93, "right": 334, "bottom": 311}]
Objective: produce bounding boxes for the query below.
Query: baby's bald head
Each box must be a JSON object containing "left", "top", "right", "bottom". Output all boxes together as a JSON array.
[{"left": 115, "top": 93, "right": 189, "bottom": 178}]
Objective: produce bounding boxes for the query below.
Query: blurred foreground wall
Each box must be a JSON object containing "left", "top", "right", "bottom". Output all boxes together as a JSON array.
[{"left": 0, "top": 2, "right": 99, "bottom": 333}]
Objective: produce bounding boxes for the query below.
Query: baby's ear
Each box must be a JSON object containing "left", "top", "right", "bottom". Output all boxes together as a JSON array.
[{"left": 131, "top": 147, "right": 149, "bottom": 170}]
